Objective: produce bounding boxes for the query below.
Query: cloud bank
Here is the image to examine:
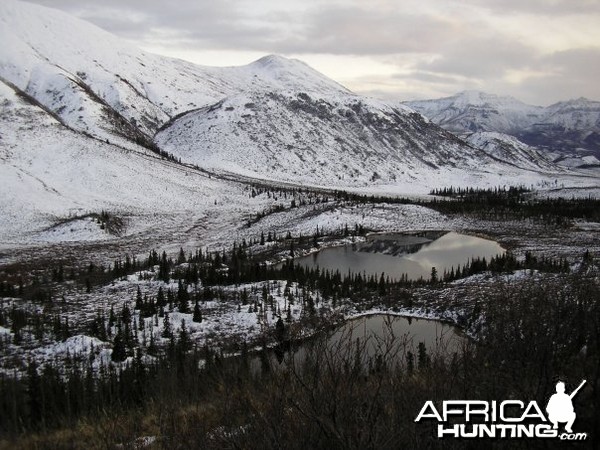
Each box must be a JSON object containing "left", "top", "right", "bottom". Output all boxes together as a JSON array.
[{"left": 27, "top": 0, "right": 600, "bottom": 104}]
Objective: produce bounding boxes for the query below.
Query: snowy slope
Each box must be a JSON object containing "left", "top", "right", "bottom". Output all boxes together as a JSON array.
[
  {"left": 0, "top": 1, "right": 568, "bottom": 182},
  {"left": 0, "top": 0, "right": 348, "bottom": 145},
  {"left": 0, "top": 80, "right": 272, "bottom": 244},
  {"left": 544, "top": 98, "right": 600, "bottom": 130},
  {"left": 465, "top": 132, "right": 561, "bottom": 171},
  {"left": 155, "top": 90, "right": 512, "bottom": 187},
  {"left": 405, "top": 91, "right": 600, "bottom": 156}
]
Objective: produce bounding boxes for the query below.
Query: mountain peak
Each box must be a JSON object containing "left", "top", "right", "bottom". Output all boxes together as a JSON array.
[
  {"left": 252, "top": 54, "right": 299, "bottom": 68},
  {"left": 244, "top": 54, "right": 351, "bottom": 96},
  {"left": 548, "top": 97, "right": 598, "bottom": 109},
  {"left": 453, "top": 90, "right": 524, "bottom": 107}
]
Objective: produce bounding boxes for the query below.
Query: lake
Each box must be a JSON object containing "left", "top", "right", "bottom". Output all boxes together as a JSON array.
[
  {"left": 294, "top": 231, "right": 504, "bottom": 281},
  {"left": 329, "top": 314, "right": 466, "bottom": 358},
  {"left": 254, "top": 314, "right": 467, "bottom": 373}
]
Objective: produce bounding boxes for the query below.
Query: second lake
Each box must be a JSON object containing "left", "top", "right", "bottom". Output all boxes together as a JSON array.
[{"left": 293, "top": 231, "right": 504, "bottom": 281}]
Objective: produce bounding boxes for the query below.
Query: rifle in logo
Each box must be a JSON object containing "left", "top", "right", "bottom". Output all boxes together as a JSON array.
[{"left": 546, "top": 379, "right": 586, "bottom": 433}]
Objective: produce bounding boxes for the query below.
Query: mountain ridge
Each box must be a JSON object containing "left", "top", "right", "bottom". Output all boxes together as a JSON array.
[{"left": 404, "top": 91, "right": 600, "bottom": 158}]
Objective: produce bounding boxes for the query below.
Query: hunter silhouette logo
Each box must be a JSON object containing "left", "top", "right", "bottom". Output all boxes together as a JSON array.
[
  {"left": 546, "top": 380, "right": 585, "bottom": 433},
  {"left": 415, "top": 379, "right": 588, "bottom": 440}
]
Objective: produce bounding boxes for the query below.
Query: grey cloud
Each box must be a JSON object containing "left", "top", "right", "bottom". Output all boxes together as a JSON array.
[
  {"left": 26, "top": 1, "right": 459, "bottom": 56},
  {"left": 29, "top": 0, "right": 283, "bottom": 50},
  {"left": 417, "top": 34, "right": 537, "bottom": 79},
  {"left": 393, "top": 71, "right": 466, "bottom": 85},
  {"left": 505, "top": 47, "right": 600, "bottom": 103},
  {"left": 273, "top": 7, "right": 459, "bottom": 55},
  {"left": 385, "top": 47, "right": 600, "bottom": 104},
  {"left": 540, "top": 47, "right": 600, "bottom": 73},
  {"left": 465, "top": 0, "right": 600, "bottom": 16}
]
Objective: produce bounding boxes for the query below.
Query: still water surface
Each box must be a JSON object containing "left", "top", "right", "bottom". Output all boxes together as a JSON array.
[
  {"left": 294, "top": 231, "right": 504, "bottom": 281},
  {"left": 255, "top": 314, "right": 467, "bottom": 372}
]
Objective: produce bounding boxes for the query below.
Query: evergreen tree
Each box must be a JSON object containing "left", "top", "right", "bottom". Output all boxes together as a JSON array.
[
  {"left": 157, "top": 286, "right": 166, "bottom": 307},
  {"left": 159, "top": 251, "right": 170, "bottom": 283},
  {"left": 135, "top": 286, "right": 143, "bottom": 310},
  {"left": 178, "top": 247, "right": 186, "bottom": 264},
  {"left": 430, "top": 266, "right": 438, "bottom": 283},
  {"left": 177, "top": 281, "right": 190, "bottom": 313},
  {"left": 177, "top": 320, "right": 191, "bottom": 354},
  {"left": 111, "top": 327, "right": 127, "bottom": 362},
  {"left": 192, "top": 302, "right": 203, "bottom": 323},
  {"left": 162, "top": 313, "right": 172, "bottom": 338}
]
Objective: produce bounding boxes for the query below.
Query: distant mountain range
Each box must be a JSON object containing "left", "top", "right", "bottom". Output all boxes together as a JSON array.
[
  {"left": 405, "top": 91, "right": 600, "bottom": 165},
  {"left": 0, "top": 0, "right": 595, "bottom": 243}
]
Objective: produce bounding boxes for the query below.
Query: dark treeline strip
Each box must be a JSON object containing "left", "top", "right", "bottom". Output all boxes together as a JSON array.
[
  {"left": 429, "top": 185, "right": 530, "bottom": 199},
  {"left": 427, "top": 195, "right": 600, "bottom": 225},
  {"left": 338, "top": 187, "right": 600, "bottom": 225}
]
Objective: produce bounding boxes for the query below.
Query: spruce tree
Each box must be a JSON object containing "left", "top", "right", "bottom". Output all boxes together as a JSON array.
[
  {"left": 135, "top": 286, "right": 143, "bottom": 310},
  {"left": 157, "top": 286, "right": 166, "bottom": 307},
  {"left": 111, "top": 327, "right": 127, "bottom": 362},
  {"left": 177, "top": 280, "right": 190, "bottom": 313},
  {"left": 193, "top": 302, "right": 203, "bottom": 323},
  {"left": 162, "top": 313, "right": 172, "bottom": 338},
  {"left": 430, "top": 266, "right": 438, "bottom": 283},
  {"left": 178, "top": 247, "right": 186, "bottom": 264},
  {"left": 177, "top": 320, "right": 191, "bottom": 354}
]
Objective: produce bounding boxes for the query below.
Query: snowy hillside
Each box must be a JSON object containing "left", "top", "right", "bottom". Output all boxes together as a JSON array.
[
  {"left": 0, "top": 0, "right": 348, "bottom": 145},
  {"left": 155, "top": 90, "right": 510, "bottom": 187},
  {"left": 0, "top": 78, "right": 273, "bottom": 245},
  {"left": 405, "top": 91, "right": 600, "bottom": 157},
  {"left": 0, "top": 1, "right": 567, "bottom": 181},
  {"left": 465, "top": 132, "right": 561, "bottom": 172}
]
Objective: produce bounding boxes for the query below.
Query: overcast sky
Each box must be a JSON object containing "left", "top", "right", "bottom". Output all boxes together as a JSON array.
[{"left": 28, "top": 0, "right": 600, "bottom": 105}]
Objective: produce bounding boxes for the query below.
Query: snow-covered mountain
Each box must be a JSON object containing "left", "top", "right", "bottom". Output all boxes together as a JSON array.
[
  {"left": 155, "top": 90, "right": 507, "bottom": 187},
  {"left": 405, "top": 91, "right": 541, "bottom": 134},
  {"left": 464, "top": 131, "right": 600, "bottom": 172},
  {"left": 405, "top": 91, "right": 600, "bottom": 158},
  {"left": 0, "top": 1, "right": 590, "bottom": 244}
]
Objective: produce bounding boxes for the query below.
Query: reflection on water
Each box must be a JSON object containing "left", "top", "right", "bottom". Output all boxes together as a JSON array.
[
  {"left": 330, "top": 314, "right": 465, "bottom": 357},
  {"left": 295, "top": 231, "right": 504, "bottom": 281},
  {"left": 255, "top": 314, "right": 466, "bottom": 373}
]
